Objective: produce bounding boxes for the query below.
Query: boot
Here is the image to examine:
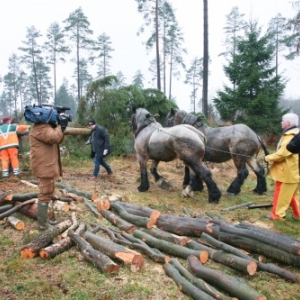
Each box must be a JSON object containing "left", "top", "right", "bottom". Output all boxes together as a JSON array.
[{"left": 37, "top": 202, "right": 51, "bottom": 231}]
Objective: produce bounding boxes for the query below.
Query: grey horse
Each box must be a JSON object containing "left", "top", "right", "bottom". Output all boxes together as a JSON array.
[
  {"left": 166, "top": 108, "right": 269, "bottom": 195},
  {"left": 131, "top": 107, "right": 221, "bottom": 203}
]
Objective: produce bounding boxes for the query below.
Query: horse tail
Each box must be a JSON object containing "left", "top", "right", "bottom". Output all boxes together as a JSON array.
[{"left": 257, "top": 135, "right": 269, "bottom": 156}]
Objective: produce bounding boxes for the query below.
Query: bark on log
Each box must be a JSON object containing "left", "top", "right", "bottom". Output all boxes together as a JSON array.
[
  {"left": 115, "top": 201, "right": 160, "bottom": 218},
  {"left": 7, "top": 216, "right": 25, "bottom": 230},
  {"left": 83, "top": 230, "right": 144, "bottom": 272},
  {"left": 0, "top": 204, "right": 13, "bottom": 213},
  {"left": 187, "top": 255, "right": 267, "bottom": 300},
  {"left": 16, "top": 200, "right": 54, "bottom": 221},
  {"left": 49, "top": 200, "right": 70, "bottom": 212},
  {"left": 200, "top": 232, "right": 299, "bottom": 282},
  {"left": 0, "top": 199, "right": 36, "bottom": 220},
  {"left": 186, "top": 239, "right": 257, "bottom": 276},
  {"left": 0, "top": 190, "right": 12, "bottom": 205},
  {"left": 163, "top": 263, "right": 216, "bottom": 300},
  {"left": 218, "top": 232, "right": 300, "bottom": 268},
  {"left": 11, "top": 193, "right": 39, "bottom": 202},
  {"left": 53, "top": 183, "right": 98, "bottom": 201},
  {"left": 170, "top": 258, "right": 234, "bottom": 300},
  {"left": 133, "top": 229, "right": 208, "bottom": 263},
  {"left": 83, "top": 197, "right": 102, "bottom": 219},
  {"left": 20, "top": 219, "right": 72, "bottom": 259},
  {"left": 100, "top": 209, "right": 137, "bottom": 233},
  {"left": 156, "top": 214, "right": 220, "bottom": 238},
  {"left": 63, "top": 127, "right": 91, "bottom": 135},
  {"left": 110, "top": 202, "right": 157, "bottom": 228},
  {"left": 220, "top": 223, "right": 300, "bottom": 257},
  {"left": 68, "top": 229, "right": 120, "bottom": 273},
  {"left": 141, "top": 227, "right": 190, "bottom": 246},
  {"left": 40, "top": 223, "right": 86, "bottom": 259}
]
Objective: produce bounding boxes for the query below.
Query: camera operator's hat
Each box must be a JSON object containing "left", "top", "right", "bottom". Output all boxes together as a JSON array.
[{"left": 87, "top": 118, "right": 96, "bottom": 125}]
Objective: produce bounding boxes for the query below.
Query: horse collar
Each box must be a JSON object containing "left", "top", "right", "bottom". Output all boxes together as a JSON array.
[{"left": 135, "top": 124, "right": 149, "bottom": 138}]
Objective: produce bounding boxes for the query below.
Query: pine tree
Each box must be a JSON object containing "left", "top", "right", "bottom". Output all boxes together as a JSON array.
[
  {"left": 132, "top": 70, "right": 145, "bottom": 88},
  {"left": 63, "top": 7, "right": 94, "bottom": 101},
  {"left": 213, "top": 21, "right": 285, "bottom": 134}
]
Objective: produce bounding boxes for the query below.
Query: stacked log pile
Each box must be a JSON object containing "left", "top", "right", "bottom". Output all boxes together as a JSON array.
[{"left": 1, "top": 188, "right": 300, "bottom": 300}]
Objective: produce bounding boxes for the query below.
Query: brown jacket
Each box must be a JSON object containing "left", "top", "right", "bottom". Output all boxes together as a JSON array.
[{"left": 29, "top": 123, "right": 64, "bottom": 179}]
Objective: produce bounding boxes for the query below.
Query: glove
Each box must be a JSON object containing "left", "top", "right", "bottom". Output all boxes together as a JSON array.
[
  {"left": 57, "top": 114, "right": 68, "bottom": 132},
  {"left": 103, "top": 149, "right": 108, "bottom": 156}
]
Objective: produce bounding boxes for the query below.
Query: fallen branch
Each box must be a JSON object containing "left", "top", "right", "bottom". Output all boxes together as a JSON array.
[
  {"left": 0, "top": 199, "right": 36, "bottom": 220},
  {"left": 222, "top": 202, "right": 253, "bottom": 211}
]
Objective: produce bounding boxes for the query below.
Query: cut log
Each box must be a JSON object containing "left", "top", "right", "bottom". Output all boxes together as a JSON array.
[
  {"left": 20, "top": 219, "right": 72, "bottom": 259},
  {"left": 68, "top": 229, "right": 120, "bottom": 273},
  {"left": 49, "top": 200, "right": 70, "bottom": 212},
  {"left": 141, "top": 227, "right": 190, "bottom": 246},
  {"left": 83, "top": 230, "right": 144, "bottom": 272},
  {"left": 20, "top": 180, "right": 38, "bottom": 187},
  {"left": 7, "top": 216, "right": 25, "bottom": 230},
  {"left": 96, "top": 199, "right": 111, "bottom": 211},
  {"left": 0, "top": 204, "right": 13, "bottom": 213},
  {"left": 63, "top": 127, "right": 91, "bottom": 135},
  {"left": 156, "top": 214, "right": 220, "bottom": 238},
  {"left": 115, "top": 201, "right": 160, "bottom": 218},
  {"left": 83, "top": 197, "right": 102, "bottom": 219},
  {"left": 187, "top": 255, "right": 267, "bottom": 300},
  {"left": 220, "top": 223, "right": 300, "bottom": 257},
  {"left": 133, "top": 229, "right": 208, "bottom": 263},
  {"left": 0, "top": 190, "right": 12, "bottom": 204},
  {"left": 218, "top": 232, "right": 300, "bottom": 268},
  {"left": 11, "top": 193, "right": 38, "bottom": 202},
  {"left": 16, "top": 200, "right": 54, "bottom": 221},
  {"left": 63, "top": 192, "right": 83, "bottom": 202},
  {"left": 110, "top": 202, "right": 157, "bottom": 228},
  {"left": 186, "top": 239, "right": 257, "bottom": 275},
  {"left": 40, "top": 223, "right": 86, "bottom": 259},
  {"left": 163, "top": 263, "right": 216, "bottom": 300},
  {"left": 170, "top": 258, "right": 234, "bottom": 300},
  {"left": 65, "top": 187, "right": 98, "bottom": 201},
  {"left": 0, "top": 199, "right": 36, "bottom": 220},
  {"left": 100, "top": 209, "right": 137, "bottom": 233}
]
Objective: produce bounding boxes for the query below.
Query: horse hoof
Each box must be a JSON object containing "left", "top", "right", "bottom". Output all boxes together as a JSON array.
[
  {"left": 181, "top": 190, "right": 194, "bottom": 198},
  {"left": 209, "top": 199, "right": 219, "bottom": 204},
  {"left": 158, "top": 179, "right": 170, "bottom": 190},
  {"left": 138, "top": 186, "right": 148, "bottom": 192},
  {"left": 226, "top": 192, "right": 237, "bottom": 197}
]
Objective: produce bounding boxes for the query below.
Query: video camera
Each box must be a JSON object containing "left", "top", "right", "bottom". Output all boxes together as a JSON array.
[{"left": 24, "top": 103, "right": 73, "bottom": 124}]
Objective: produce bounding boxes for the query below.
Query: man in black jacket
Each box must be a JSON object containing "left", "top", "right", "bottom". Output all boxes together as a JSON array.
[{"left": 87, "top": 118, "right": 113, "bottom": 180}]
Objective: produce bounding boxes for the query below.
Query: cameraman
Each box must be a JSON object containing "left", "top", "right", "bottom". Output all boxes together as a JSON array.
[{"left": 29, "top": 112, "right": 68, "bottom": 231}]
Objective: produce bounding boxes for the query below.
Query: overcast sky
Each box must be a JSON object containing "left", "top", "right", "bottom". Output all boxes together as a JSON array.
[{"left": 0, "top": 0, "right": 298, "bottom": 112}]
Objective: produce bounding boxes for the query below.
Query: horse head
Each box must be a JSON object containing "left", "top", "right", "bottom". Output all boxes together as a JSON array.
[
  {"left": 131, "top": 107, "right": 157, "bottom": 137},
  {"left": 165, "top": 108, "right": 178, "bottom": 127}
]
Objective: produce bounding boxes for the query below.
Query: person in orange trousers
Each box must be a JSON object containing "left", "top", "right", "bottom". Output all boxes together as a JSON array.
[
  {"left": 0, "top": 116, "right": 30, "bottom": 178},
  {"left": 264, "top": 113, "right": 300, "bottom": 220}
]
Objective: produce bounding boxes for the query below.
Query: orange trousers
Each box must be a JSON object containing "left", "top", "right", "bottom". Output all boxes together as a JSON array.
[
  {"left": 0, "top": 148, "right": 20, "bottom": 177},
  {"left": 271, "top": 181, "right": 300, "bottom": 219}
]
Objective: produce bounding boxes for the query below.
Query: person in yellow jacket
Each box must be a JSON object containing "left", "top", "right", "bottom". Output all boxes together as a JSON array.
[
  {"left": 0, "top": 116, "right": 30, "bottom": 178},
  {"left": 264, "top": 112, "right": 300, "bottom": 220}
]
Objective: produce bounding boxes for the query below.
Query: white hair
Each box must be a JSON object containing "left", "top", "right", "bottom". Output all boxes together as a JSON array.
[{"left": 282, "top": 113, "right": 299, "bottom": 127}]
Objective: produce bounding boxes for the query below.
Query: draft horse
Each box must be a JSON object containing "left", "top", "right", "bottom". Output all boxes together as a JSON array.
[
  {"left": 166, "top": 108, "right": 269, "bottom": 195},
  {"left": 131, "top": 107, "right": 221, "bottom": 203}
]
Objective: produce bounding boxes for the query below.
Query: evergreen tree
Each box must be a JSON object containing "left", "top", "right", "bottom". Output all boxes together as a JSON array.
[
  {"left": 213, "top": 21, "right": 285, "bottom": 134},
  {"left": 63, "top": 7, "right": 94, "bottom": 101},
  {"left": 111, "top": 71, "right": 127, "bottom": 89},
  {"left": 19, "top": 26, "right": 44, "bottom": 104},
  {"left": 44, "top": 22, "right": 70, "bottom": 104},
  {"left": 132, "top": 70, "right": 144, "bottom": 88},
  {"left": 184, "top": 57, "right": 203, "bottom": 113},
  {"left": 56, "top": 79, "right": 77, "bottom": 115},
  {"left": 94, "top": 32, "right": 114, "bottom": 79}
]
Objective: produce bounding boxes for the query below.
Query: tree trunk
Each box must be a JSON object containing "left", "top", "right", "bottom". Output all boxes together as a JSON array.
[
  {"left": 100, "top": 209, "right": 137, "bottom": 233},
  {"left": 40, "top": 223, "right": 86, "bottom": 259},
  {"left": 218, "top": 232, "right": 300, "bottom": 268},
  {"left": 0, "top": 190, "right": 13, "bottom": 205},
  {"left": 163, "top": 263, "right": 216, "bottom": 300},
  {"left": 20, "top": 220, "right": 72, "bottom": 259},
  {"left": 83, "top": 197, "right": 102, "bottom": 219},
  {"left": 68, "top": 229, "right": 120, "bottom": 273},
  {"left": 187, "top": 255, "right": 267, "bottom": 300},
  {"left": 11, "top": 193, "right": 38, "bottom": 202},
  {"left": 83, "top": 230, "right": 144, "bottom": 272},
  {"left": 0, "top": 199, "right": 36, "bottom": 220},
  {"left": 7, "top": 216, "right": 25, "bottom": 230},
  {"left": 156, "top": 214, "right": 220, "bottom": 238},
  {"left": 0, "top": 204, "right": 13, "bottom": 213},
  {"left": 170, "top": 258, "right": 234, "bottom": 300},
  {"left": 110, "top": 202, "right": 158, "bottom": 228},
  {"left": 63, "top": 127, "right": 91, "bottom": 135},
  {"left": 133, "top": 229, "right": 208, "bottom": 263}
]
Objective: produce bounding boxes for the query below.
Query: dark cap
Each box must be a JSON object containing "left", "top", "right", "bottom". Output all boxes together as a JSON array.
[
  {"left": 87, "top": 118, "right": 96, "bottom": 125},
  {"left": 11, "top": 118, "right": 20, "bottom": 124}
]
